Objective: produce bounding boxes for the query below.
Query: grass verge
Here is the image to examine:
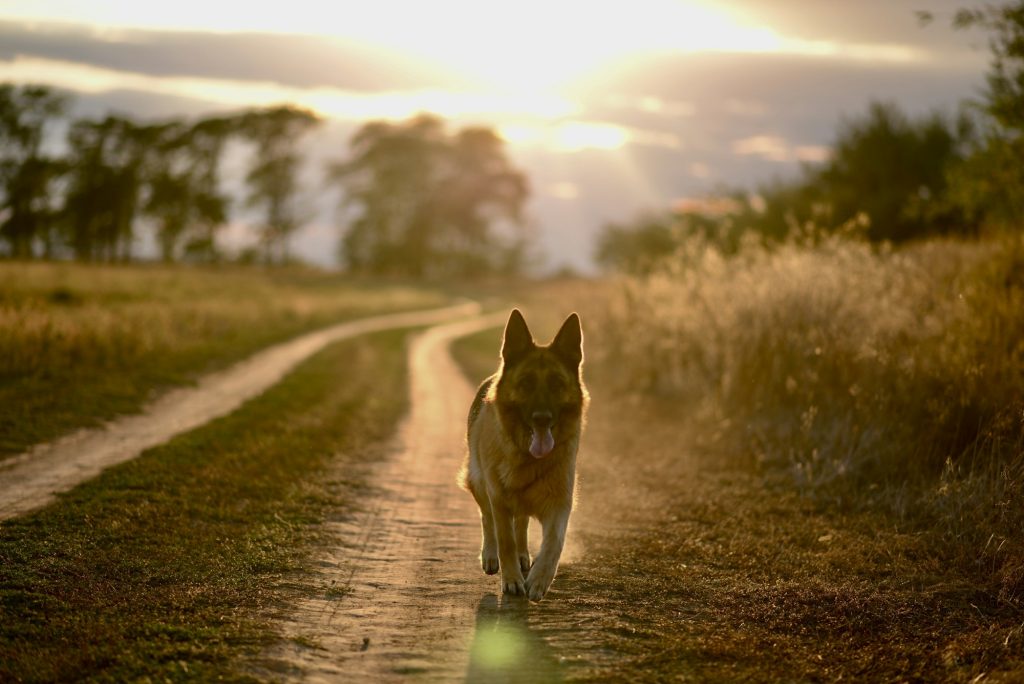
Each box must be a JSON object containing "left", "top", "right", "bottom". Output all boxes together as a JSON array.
[
  {"left": 0, "top": 328, "right": 410, "bottom": 682},
  {"left": 0, "top": 261, "right": 444, "bottom": 457}
]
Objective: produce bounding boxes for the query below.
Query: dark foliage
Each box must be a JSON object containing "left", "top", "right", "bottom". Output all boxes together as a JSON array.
[{"left": 331, "top": 113, "right": 529, "bottom": 278}]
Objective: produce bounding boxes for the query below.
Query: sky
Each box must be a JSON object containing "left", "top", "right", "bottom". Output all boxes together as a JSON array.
[{"left": 0, "top": 1, "right": 992, "bottom": 272}]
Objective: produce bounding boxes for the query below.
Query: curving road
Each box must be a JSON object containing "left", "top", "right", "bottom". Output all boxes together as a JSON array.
[{"left": 0, "top": 302, "right": 479, "bottom": 522}]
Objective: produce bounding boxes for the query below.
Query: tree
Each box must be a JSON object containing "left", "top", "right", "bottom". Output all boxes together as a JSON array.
[
  {"left": 817, "top": 102, "right": 972, "bottom": 242},
  {"left": 331, "top": 114, "right": 529, "bottom": 278},
  {"left": 595, "top": 215, "right": 679, "bottom": 275},
  {"left": 595, "top": 100, "right": 974, "bottom": 274},
  {"left": 923, "top": 3, "right": 1024, "bottom": 228},
  {"left": 0, "top": 84, "right": 68, "bottom": 258},
  {"left": 62, "top": 116, "right": 155, "bottom": 261},
  {"left": 239, "top": 106, "right": 320, "bottom": 263},
  {"left": 145, "top": 116, "right": 233, "bottom": 262}
]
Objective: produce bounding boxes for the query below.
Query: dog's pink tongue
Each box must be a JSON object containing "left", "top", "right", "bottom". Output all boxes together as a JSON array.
[{"left": 529, "top": 428, "right": 555, "bottom": 458}]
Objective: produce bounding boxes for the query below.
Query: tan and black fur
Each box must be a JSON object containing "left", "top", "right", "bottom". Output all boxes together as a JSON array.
[{"left": 459, "top": 309, "right": 588, "bottom": 600}]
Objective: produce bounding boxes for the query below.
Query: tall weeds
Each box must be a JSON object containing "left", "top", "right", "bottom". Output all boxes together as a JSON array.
[{"left": 598, "top": 236, "right": 1024, "bottom": 601}]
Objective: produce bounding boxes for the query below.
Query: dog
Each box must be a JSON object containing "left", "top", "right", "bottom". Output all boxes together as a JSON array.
[{"left": 459, "top": 309, "right": 588, "bottom": 600}]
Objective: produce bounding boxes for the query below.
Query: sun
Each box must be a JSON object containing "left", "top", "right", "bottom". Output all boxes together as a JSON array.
[{"left": 325, "top": 0, "right": 783, "bottom": 94}]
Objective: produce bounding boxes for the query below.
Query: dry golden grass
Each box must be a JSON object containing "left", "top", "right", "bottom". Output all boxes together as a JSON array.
[
  {"left": 0, "top": 261, "right": 445, "bottom": 456},
  {"left": 595, "top": 235, "right": 1024, "bottom": 602}
]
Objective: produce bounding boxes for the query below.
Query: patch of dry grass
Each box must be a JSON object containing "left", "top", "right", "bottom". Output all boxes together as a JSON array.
[
  {"left": 555, "top": 397, "right": 1024, "bottom": 682},
  {"left": 0, "top": 261, "right": 445, "bottom": 456},
  {"left": 596, "top": 236, "right": 1024, "bottom": 603}
]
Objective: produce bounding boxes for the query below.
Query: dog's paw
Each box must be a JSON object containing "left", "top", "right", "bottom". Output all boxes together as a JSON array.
[
  {"left": 525, "top": 564, "right": 555, "bottom": 601},
  {"left": 518, "top": 553, "right": 531, "bottom": 573},
  {"left": 525, "top": 577, "right": 549, "bottom": 601},
  {"left": 501, "top": 574, "right": 526, "bottom": 596},
  {"left": 481, "top": 554, "right": 499, "bottom": 575}
]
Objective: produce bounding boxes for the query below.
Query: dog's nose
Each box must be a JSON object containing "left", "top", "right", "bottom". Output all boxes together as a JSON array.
[{"left": 531, "top": 411, "right": 553, "bottom": 428}]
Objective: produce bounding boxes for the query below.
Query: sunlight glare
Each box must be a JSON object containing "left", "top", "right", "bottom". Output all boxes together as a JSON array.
[
  {"left": 0, "top": 0, "right": 850, "bottom": 95},
  {"left": 498, "top": 121, "right": 630, "bottom": 151}
]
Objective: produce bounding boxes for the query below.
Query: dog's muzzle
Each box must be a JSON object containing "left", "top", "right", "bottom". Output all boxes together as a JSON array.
[{"left": 529, "top": 411, "right": 555, "bottom": 458}]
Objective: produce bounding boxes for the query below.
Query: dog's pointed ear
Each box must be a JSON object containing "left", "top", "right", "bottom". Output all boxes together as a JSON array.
[
  {"left": 501, "top": 309, "right": 534, "bottom": 366},
  {"left": 551, "top": 312, "right": 583, "bottom": 369}
]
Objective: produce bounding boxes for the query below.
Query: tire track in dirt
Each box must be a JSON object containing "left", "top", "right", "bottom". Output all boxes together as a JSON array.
[
  {"left": 258, "top": 314, "right": 592, "bottom": 682},
  {"left": 0, "top": 302, "right": 478, "bottom": 522}
]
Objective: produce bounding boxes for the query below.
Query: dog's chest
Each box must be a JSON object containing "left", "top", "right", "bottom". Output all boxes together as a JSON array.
[{"left": 499, "top": 454, "right": 574, "bottom": 515}]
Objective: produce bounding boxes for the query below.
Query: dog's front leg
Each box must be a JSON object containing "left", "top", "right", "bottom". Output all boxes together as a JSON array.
[
  {"left": 525, "top": 506, "right": 570, "bottom": 601},
  {"left": 466, "top": 477, "right": 499, "bottom": 574},
  {"left": 514, "top": 515, "right": 531, "bottom": 573},
  {"left": 490, "top": 500, "right": 526, "bottom": 595}
]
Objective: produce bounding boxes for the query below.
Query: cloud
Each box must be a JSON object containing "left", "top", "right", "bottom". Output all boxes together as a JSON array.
[
  {"left": 732, "top": 135, "right": 830, "bottom": 163},
  {"left": 574, "top": 51, "right": 984, "bottom": 126},
  {"left": 551, "top": 122, "right": 629, "bottom": 152},
  {"left": 0, "top": 56, "right": 577, "bottom": 122},
  {"left": 603, "top": 94, "right": 696, "bottom": 117},
  {"left": 498, "top": 121, "right": 680, "bottom": 153},
  {"left": 688, "top": 162, "right": 712, "bottom": 179},
  {"left": 732, "top": 135, "right": 791, "bottom": 162},
  {"left": 724, "top": 99, "right": 769, "bottom": 118},
  {"left": 722, "top": 0, "right": 978, "bottom": 56},
  {"left": 547, "top": 182, "right": 580, "bottom": 200},
  {"left": 628, "top": 128, "right": 682, "bottom": 150},
  {"left": 0, "top": 20, "right": 467, "bottom": 91},
  {"left": 794, "top": 145, "right": 830, "bottom": 162}
]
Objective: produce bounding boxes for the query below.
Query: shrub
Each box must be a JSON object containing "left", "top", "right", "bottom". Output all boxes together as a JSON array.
[{"left": 597, "top": 236, "right": 1024, "bottom": 598}]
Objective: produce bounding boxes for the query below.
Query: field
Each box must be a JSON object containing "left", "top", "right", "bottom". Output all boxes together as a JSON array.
[
  {"left": 2, "top": 239, "right": 1024, "bottom": 680},
  {"left": 0, "top": 262, "right": 445, "bottom": 457}
]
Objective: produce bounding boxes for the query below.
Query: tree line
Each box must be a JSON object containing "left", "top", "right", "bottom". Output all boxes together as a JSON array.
[
  {"left": 0, "top": 86, "right": 320, "bottom": 263},
  {"left": 0, "top": 89, "right": 529, "bottom": 275},
  {"left": 597, "top": 3, "right": 1024, "bottom": 274}
]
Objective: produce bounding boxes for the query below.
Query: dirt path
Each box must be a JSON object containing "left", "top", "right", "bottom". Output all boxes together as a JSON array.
[
  {"left": 259, "top": 313, "right": 597, "bottom": 681},
  {"left": 0, "top": 302, "right": 478, "bottom": 522}
]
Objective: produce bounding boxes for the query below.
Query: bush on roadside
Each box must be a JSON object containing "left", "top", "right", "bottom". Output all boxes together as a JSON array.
[{"left": 597, "top": 235, "right": 1024, "bottom": 601}]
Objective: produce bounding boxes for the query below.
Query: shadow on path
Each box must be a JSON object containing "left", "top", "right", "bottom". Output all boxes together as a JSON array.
[{"left": 466, "top": 594, "right": 565, "bottom": 683}]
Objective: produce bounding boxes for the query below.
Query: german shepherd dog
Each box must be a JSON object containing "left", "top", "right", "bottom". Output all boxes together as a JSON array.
[{"left": 460, "top": 309, "right": 588, "bottom": 600}]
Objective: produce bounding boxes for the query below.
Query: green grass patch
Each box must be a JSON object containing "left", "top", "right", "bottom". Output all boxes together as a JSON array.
[
  {"left": 449, "top": 326, "right": 503, "bottom": 387},
  {"left": 0, "top": 328, "right": 411, "bottom": 682},
  {"left": 0, "top": 261, "right": 445, "bottom": 457}
]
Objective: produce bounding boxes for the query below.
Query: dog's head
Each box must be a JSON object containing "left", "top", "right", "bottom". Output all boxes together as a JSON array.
[{"left": 493, "top": 309, "right": 587, "bottom": 459}]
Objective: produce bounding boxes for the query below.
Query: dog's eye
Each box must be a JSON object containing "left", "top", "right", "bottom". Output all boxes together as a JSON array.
[
  {"left": 517, "top": 374, "right": 536, "bottom": 391},
  {"left": 547, "top": 375, "right": 566, "bottom": 392}
]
